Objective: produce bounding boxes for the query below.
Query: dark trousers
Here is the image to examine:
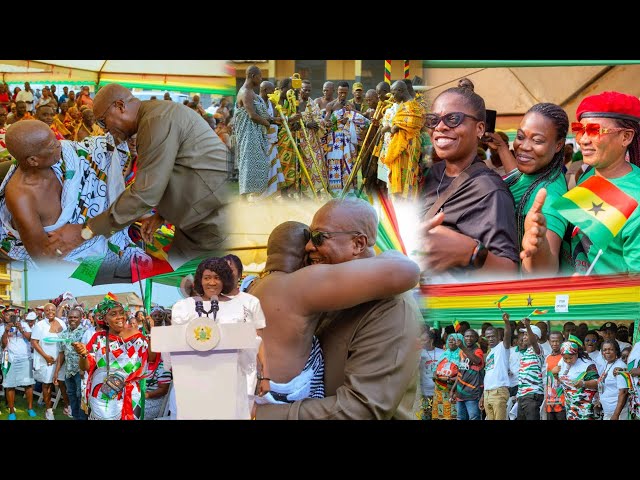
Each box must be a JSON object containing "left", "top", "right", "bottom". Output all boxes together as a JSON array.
[
  {"left": 65, "top": 372, "right": 88, "bottom": 420},
  {"left": 517, "top": 393, "right": 544, "bottom": 420},
  {"left": 547, "top": 408, "right": 566, "bottom": 421}
]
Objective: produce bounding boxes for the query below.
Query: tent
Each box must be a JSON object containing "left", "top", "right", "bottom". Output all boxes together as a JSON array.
[
  {"left": 0, "top": 60, "right": 236, "bottom": 95},
  {"left": 421, "top": 60, "right": 640, "bottom": 130}
]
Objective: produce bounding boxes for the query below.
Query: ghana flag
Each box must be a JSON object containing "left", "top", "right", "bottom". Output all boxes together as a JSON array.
[
  {"left": 552, "top": 176, "right": 638, "bottom": 250},
  {"left": 420, "top": 274, "right": 640, "bottom": 335}
]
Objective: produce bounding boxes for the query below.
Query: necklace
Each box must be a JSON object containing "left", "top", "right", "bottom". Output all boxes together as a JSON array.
[{"left": 436, "top": 160, "right": 474, "bottom": 199}]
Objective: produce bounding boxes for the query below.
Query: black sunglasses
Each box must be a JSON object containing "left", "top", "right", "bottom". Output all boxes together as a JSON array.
[
  {"left": 305, "top": 229, "right": 363, "bottom": 247},
  {"left": 95, "top": 100, "right": 119, "bottom": 129},
  {"left": 425, "top": 111, "right": 481, "bottom": 129}
]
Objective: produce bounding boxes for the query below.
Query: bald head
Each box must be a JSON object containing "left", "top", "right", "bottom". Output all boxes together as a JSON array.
[
  {"left": 390, "top": 80, "right": 410, "bottom": 102},
  {"left": 265, "top": 221, "right": 309, "bottom": 273},
  {"left": 365, "top": 89, "right": 378, "bottom": 106},
  {"left": 93, "top": 83, "right": 134, "bottom": 116},
  {"left": 5, "top": 120, "right": 58, "bottom": 165},
  {"left": 247, "top": 65, "right": 262, "bottom": 78},
  {"left": 317, "top": 198, "right": 378, "bottom": 247},
  {"left": 260, "top": 81, "right": 275, "bottom": 97},
  {"left": 376, "top": 82, "right": 391, "bottom": 102}
]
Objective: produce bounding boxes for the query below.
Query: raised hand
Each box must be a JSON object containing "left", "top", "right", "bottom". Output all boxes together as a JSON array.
[{"left": 521, "top": 188, "right": 548, "bottom": 260}]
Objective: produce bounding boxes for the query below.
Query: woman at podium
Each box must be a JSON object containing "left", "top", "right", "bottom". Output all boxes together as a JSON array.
[{"left": 171, "top": 257, "right": 270, "bottom": 418}]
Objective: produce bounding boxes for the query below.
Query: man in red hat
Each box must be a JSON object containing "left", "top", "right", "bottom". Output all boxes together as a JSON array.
[{"left": 522, "top": 91, "right": 640, "bottom": 275}]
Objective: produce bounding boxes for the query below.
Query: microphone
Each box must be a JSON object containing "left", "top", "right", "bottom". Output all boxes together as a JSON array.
[
  {"left": 210, "top": 295, "right": 219, "bottom": 321},
  {"left": 194, "top": 299, "right": 205, "bottom": 317},
  {"left": 194, "top": 295, "right": 219, "bottom": 319}
]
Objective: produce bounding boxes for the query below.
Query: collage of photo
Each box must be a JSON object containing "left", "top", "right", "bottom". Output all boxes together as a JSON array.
[{"left": 0, "top": 59, "right": 638, "bottom": 421}]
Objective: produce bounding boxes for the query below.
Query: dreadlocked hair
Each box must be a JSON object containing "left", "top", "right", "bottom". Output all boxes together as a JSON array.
[
  {"left": 612, "top": 118, "right": 640, "bottom": 167},
  {"left": 435, "top": 78, "right": 486, "bottom": 122},
  {"left": 516, "top": 103, "right": 568, "bottom": 243}
]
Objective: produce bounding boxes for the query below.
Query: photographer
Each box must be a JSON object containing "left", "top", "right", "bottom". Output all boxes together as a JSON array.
[{"left": 2, "top": 311, "right": 37, "bottom": 419}]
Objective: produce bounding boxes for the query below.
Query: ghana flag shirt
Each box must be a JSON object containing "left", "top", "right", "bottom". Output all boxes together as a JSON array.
[{"left": 556, "top": 164, "right": 640, "bottom": 274}]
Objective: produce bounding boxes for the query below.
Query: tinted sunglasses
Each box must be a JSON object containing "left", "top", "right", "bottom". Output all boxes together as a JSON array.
[
  {"left": 305, "top": 229, "right": 363, "bottom": 247},
  {"left": 425, "top": 111, "right": 480, "bottom": 129},
  {"left": 95, "top": 101, "right": 118, "bottom": 129},
  {"left": 570, "top": 122, "right": 628, "bottom": 139}
]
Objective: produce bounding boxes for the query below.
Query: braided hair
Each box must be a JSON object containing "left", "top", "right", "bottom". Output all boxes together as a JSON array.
[
  {"left": 515, "top": 103, "right": 568, "bottom": 243},
  {"left": 612, "top": 117, "right": 640, "bottom": 167}
]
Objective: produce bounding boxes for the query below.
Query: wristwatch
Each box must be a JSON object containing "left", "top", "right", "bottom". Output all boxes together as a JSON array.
[
  {"left": 469, "top": 239, "right": 489, "bottom": 269},
  {"left": 80, "top": 223, "right": 95, "bottom": 241}
]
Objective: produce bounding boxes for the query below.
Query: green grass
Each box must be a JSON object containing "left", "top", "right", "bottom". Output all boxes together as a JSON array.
[{"left": 0, "top": 390, "right": 72, "bottom": 421}]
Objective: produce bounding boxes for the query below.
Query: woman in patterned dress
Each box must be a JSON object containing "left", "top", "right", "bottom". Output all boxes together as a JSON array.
[
  {"left": 143, "top": 359, "right": 172, "bottom": 420},
  {"left": 431, "top": 333, "right": 463, "bottom": 420},
  {"left": 73, "top": 295, "right": 158, "bottom": 420},
  {"left": 551, "top": 335, "right": 599, "bottom": 420}
]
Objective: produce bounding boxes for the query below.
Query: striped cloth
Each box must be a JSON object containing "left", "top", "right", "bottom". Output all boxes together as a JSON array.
[
  {"left": 257, "top": 336, "right": 325, "bottom": 404},
  {"left": 517, "top": 346, "right": 545, "bottom": 397}
]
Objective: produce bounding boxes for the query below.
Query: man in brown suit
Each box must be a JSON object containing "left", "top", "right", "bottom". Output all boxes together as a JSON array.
[
  {"left": 255, "top": 198, "right": 422, "bottom": 419},
  {"left": 47, "top": 83, "right": 230, "bottom": 263}
]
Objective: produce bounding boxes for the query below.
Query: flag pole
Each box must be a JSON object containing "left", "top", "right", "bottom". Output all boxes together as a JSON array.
[
  {"left": 585, "top": 249, "right": 603, "bottom": 276},
  {"left": 133, "top": 254, "right": 149, "bottom": 336}
]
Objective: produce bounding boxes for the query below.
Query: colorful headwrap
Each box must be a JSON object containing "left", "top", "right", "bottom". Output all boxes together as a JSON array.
[
  {"left": 95, "top": 292, "right": 127, "bottom": 316},
  {"left": 443, "top": 333, "right": 464, "bottom": 365},
  {"left": 576, "top": 91, "right": 640, "bottom": 122},
  {"left": 561, "top": 334, "right": 583, "bottom": 355},
  {"left": 561, "top": 342, "right": 579, "bottom": 355}
]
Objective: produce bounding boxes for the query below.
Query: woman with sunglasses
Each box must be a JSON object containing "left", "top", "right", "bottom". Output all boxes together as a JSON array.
[
  {"left": 485, "top": 104, "right": 569, "bottom": 275},
  {"left": 522, "top": 91, "right": 640, "bottom": 275},
  {"left": 421, "top": 79, "right": 519, "bottom": 280}
]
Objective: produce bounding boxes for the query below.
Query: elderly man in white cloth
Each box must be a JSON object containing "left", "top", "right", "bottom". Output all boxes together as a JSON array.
[{"left": 0, "top": 120, "right": 142, "bottom": 267}]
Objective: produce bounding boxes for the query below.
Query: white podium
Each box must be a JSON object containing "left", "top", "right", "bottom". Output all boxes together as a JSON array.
[{"left": 151, "top": 320, "right": 258, "bottom": 419}]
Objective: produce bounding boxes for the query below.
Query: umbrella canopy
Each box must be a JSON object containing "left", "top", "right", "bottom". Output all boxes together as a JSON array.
[{"left": 0, "top": 60, "right": 236, "bottom": 95}]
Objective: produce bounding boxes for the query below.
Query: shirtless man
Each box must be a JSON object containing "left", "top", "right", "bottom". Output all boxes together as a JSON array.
[
  {"left": 314, "top": 81, "right": 335, "bottom": 113},
  {"left": 3, "top": 120, "right": 62, "bottom": 259},
  {"left": 323, "top": 82, "right": 351, "bottom": 124},
  {"left": 250, "top": 198, "right": 422, "bottom": 418}
]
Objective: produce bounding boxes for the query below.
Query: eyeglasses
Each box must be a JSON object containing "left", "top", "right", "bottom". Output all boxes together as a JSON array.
[
  {"left": 584, "top": 338, "right": 598, "bottom": 343},
  {"left": 95, "top": 101, "right": 118, "bottom": 129},
  {"left": 425, "top": 111, "right": 481, "bottom": 129},
  {"left": 570, "top": 122, "right": 628, "bottom": 139},
  {"left": 306, "top": 229, "right": 363, "bottom": 247}
]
